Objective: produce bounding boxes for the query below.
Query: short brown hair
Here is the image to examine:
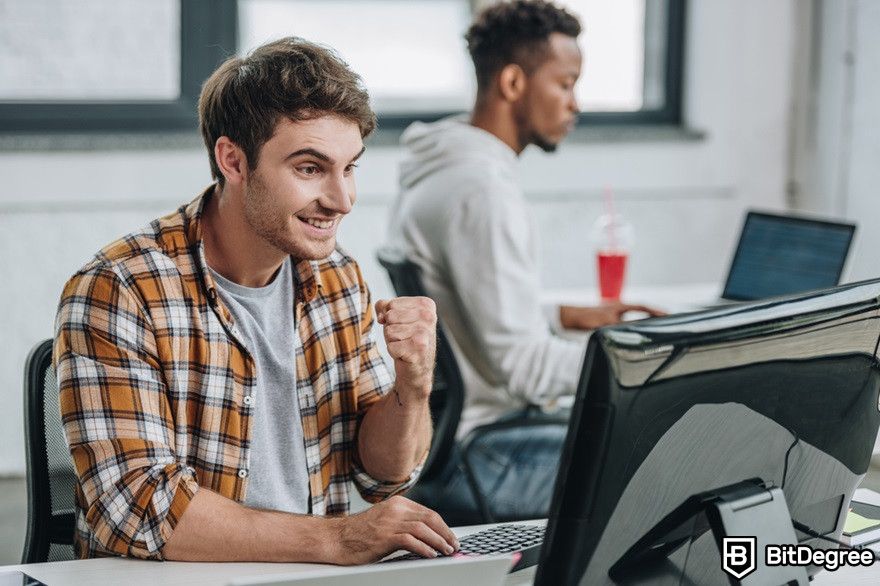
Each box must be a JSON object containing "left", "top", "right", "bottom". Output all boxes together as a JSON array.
[
  {"left": 199, "top": 37, "right": 376, "bottom": 185},
  {"left": 466, "top": 0, "right": 581, "bottom": 91}
]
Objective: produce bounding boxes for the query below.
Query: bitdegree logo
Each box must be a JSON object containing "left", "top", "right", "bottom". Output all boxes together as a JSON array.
[
  {"left": 722, "top": 537, "right": 756, "bottom": 579},
  {"left": 766, "top": 544, "right": 875, "bottom": 571},
  {"left": 721, "top": 536, "right": 876, "bottom": 579}
]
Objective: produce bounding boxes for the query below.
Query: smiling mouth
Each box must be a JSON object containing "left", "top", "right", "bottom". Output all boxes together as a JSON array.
[{"left": 298, "top": 217, "right": 337, "bottom": 229}]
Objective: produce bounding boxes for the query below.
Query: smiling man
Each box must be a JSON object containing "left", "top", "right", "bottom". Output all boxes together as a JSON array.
[{"left": 54, "top": 38, "right": 457, "bottom": 563}]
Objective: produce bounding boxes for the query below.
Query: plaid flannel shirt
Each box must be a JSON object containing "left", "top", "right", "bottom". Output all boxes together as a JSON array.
[{"left": 54, "top": 188, "right": 420, "bottom": 559}]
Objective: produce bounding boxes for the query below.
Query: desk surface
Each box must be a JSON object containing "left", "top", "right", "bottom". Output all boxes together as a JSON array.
[
  {"left": 0, "top": 523, "right": 527, "bottom": 586},
  {"left": 543, "top": 282, "right": 719, "bottom": 316},
  {"left": 4, "top": 500, "right": 880, "bottom": 586}
]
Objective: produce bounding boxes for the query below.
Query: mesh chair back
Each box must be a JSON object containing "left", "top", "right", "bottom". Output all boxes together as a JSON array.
[
  {"left": 376, "top": 247, "right": 465, "bottom": 482},
  {"left": 22, "top": 339, "right": 77, "bottom": 563},
  {"left": 376, "top": 247, "right": 464, "bottom": 482}
]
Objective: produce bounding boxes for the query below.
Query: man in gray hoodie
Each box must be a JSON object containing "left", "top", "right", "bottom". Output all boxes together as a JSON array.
[{"left": 387, "top": 0, "right": 662, "bottom": 522}]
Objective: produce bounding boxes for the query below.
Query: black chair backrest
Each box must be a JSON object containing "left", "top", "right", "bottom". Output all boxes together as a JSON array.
[
  {"left": 376, "top": 247, "right": 465, "bottom": 482},
  {"left": 22, "top": 338, "right": 77, "bottom": 563}
]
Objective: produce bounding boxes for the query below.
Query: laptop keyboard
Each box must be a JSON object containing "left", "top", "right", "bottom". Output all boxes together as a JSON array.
[{"left": 383, "top": 523, "right": 545, "bottom": 572}]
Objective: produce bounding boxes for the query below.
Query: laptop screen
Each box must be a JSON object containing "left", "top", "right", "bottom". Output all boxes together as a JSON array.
[{"left": 722, "top": 211, "right": 855, "bottom": 301}]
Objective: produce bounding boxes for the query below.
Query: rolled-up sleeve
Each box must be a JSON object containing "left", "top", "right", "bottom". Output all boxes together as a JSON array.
[
  {"left": 349, "top": 272, "right": 424, "bottom": 502},
  {"left": 55, "top": 265, "right": 199, "bottom": 559}
]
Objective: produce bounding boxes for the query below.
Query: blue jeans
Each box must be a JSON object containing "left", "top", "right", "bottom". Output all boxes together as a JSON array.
[{"left": 408, "top": 412, "right": 568, "bottom": 524}]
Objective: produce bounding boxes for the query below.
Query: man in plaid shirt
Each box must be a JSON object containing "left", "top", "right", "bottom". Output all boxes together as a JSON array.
[{"left": 54, "top": 37, "right": 458, "bottom": 563}]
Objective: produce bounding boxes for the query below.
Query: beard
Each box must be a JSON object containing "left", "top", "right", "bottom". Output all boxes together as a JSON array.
[
  {"left": 516, "top": 121, "right": 560, "bottom": 154},
  {"left": 242, "top": 173, "right": 337, "bottom": 261},
  {"left": 531, "top": 135, "right": 559, "bottom": 153}
]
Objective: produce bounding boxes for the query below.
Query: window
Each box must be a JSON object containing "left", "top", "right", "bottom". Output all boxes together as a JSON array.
[
  {"left": 238, "top": 0, "right": 686, "bottom": 127},
  {"left": 0, "top": 0, "right": 684, "bottom": 133},
  {"left": 568, "top": 0, "right": 686, "bottom": 124},
  {"left": 239, "top": 0, "right": 475, "bottom": 116},
  {"left": 0, "top": 0, "right": 237, "bottom": 132}
]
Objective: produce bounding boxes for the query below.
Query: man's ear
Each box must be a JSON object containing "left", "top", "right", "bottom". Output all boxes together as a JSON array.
[
  {"left": 497, "top": 63, "right": 527, "bottom": 102},
  {"left": 214, "top": 137, "right": 248, "bottom": 186}
]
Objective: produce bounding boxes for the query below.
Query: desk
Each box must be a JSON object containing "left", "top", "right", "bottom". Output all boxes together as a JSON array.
[
  {"left": 0, "top": 523, "right": 523, "bottom": 586},
  {"left": 3, "top": 505, "right": 880, "bottom": 586},
  {"left": 543, "top": 282, "right": 719, "bottom": 316}
]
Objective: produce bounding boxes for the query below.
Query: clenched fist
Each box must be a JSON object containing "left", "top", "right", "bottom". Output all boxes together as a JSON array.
[{"left": 375, "top": 296, "right": 437, "bottom": 401}]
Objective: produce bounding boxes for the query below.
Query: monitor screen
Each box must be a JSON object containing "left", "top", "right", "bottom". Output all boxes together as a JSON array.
[
  {"left": 723, "top": 212, "right": 855, "bottom": 301},
  {"left": 536, "top": 279, "right": 880, "bottom": 585}
]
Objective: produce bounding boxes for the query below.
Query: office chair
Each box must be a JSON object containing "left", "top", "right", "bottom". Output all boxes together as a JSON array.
[
  {"left": 22, "top": 338, "right": 77, "bottom": 563},
  {"left": 376, "top": 247, "right": 568, "bottom": 523},
  {"left": 376, "top": 248, "right": 464, "bottom": 486}
]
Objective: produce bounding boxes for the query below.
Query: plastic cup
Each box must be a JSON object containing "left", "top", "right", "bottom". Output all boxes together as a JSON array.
[
  {"left": 596, "top": 250, "right": 629, "bottom": 301},
  {"left": 592, "top": 210, "right": 633, "bottom": 302}
]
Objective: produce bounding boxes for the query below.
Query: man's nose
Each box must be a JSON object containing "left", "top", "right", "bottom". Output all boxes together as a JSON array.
[{"left": 323, "top": 174, "right": 353, "bottom": 215}]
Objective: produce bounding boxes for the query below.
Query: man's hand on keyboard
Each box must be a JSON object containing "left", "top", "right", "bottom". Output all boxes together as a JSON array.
[{"left": 331, "top": 495, "right": 459, "bottom": 564}]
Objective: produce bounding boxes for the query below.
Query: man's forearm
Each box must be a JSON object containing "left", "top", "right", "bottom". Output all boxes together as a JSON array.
[
  {"left": 162, "top": 489, "right": 339, "bottom": 562},
  {"left": 560, "top": 305, "right": 599, "bottom": 330},
  {"left": 358, "top": 387, "right": 432, "bottom": 482}
]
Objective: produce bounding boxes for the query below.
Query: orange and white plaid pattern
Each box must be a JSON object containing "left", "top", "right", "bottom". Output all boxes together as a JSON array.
[{"left": 54, "top": 188, "right": 419, "bottom": 559}]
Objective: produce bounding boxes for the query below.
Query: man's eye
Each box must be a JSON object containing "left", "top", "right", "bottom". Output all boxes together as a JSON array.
[
  {"left": 299, "top": 165, "right": 320, "bottom": 175},
  {"left": 344, "top": 163, "right": 359, "bottom": 175}
]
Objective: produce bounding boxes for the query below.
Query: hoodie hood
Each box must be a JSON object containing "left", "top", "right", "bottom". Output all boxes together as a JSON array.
[{"left": 398, "top": 115, "right": 518, "bottom": 191}]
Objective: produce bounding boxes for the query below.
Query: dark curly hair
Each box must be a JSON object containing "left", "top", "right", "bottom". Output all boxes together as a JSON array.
[
  {"left": 198, "top": 37, "right": 376, "bottom": 186},
  {"left": 466, "top": 0, "right": 581, "bottom": 91}
]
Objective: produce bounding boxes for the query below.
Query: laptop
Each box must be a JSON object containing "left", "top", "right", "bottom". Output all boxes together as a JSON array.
[
  {"left": 707, "top": 210, "right": 855, "bottom": 306},
  {"left": 227, "top": 554, "right": 512, "bottom": 586},
  {"left": 0, "top": 572, "right": 46, "bottom": 586}
]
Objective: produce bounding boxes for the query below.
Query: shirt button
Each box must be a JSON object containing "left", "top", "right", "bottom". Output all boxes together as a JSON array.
[
  {"left": 238, "top": 469, "right": 248, "bottom": 478},
  {"left": 243, "top": 395, "right": 254, "bottom": 406}
]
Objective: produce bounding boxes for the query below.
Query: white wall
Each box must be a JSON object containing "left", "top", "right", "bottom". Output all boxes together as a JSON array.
[
  {"left": 0, "top": 0, "right": 798, "bottom": 475},
  {"left": 790, "top": 0, "right": 880, "bottom": 282}
]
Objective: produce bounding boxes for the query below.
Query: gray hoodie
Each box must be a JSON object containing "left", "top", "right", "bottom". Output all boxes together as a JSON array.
[{"left": 388, "top": 116, "right": 586, "bottom": 437}]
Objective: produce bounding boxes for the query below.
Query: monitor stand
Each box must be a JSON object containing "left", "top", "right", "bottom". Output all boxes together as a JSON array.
[{"left": 609, "top": 478, "right": 809, "bottom": 585}]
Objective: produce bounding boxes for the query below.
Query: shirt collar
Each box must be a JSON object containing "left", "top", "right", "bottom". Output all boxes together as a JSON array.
[{"left": 184, "top": 185, "right": 323, "bottom": 309}]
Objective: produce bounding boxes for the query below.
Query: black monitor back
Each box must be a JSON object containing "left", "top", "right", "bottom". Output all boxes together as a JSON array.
[{"left": 536, "top": 279, "right": 880, "bottom": 585}]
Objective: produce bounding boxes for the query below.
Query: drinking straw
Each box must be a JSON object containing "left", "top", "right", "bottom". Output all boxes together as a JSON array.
[{"left": 603, "top": 185, "right": 618, "bottom": 251}]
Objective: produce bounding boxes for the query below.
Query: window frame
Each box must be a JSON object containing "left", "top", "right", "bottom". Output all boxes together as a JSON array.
[
  {"left": 577, "top": 0, "right": 686, "bottom": 126},
  {"left": 0, "top": 0, "right": 238, "bottom": 133},
  {"left": 375, "top": 0, "right": 687, "bottom": 129},
  {"left": 0, "top": 0, "right": 685, "bottom": 134}
]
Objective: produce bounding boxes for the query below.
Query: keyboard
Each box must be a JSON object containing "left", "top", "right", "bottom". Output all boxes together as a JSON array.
[{"left": 383, "top": 523, "right": 545, "bottom": 572}]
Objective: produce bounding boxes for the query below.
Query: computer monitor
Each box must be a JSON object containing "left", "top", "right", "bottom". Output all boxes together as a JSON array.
[{"left": 535, "top": 279, "right": 880, "bottom": 585}]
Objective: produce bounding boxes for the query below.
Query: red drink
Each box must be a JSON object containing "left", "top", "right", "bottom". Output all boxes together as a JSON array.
[{"left": 596, "top": 251, "right": 628, "bottom": 301}]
